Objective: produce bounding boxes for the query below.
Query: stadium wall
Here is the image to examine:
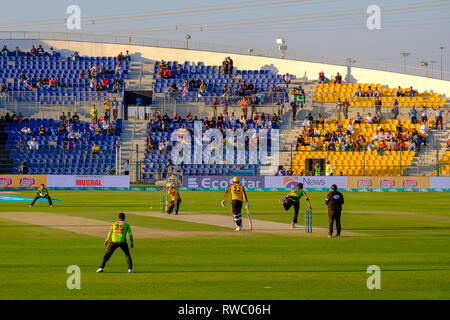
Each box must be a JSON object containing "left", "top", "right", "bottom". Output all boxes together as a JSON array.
[
  {"left": 3, "top": 39, "right": 450, "bottom": 96},
  {"left": 1, "top": 174, "right": 448, "bottom": 191}
]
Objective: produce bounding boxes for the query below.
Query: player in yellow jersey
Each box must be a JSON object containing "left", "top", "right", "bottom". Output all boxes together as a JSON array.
[
  {"left": 166, "top": 183, "right": 181, "bottom": 215},
  {"left": 222, "top": 176, "right": 249, "bottom": 231},
  {"left": 97, "top": 212, "right": 134, "bottom": 273}
]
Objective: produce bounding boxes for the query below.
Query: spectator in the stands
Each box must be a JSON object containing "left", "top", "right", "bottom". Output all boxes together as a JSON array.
[
  {"left": 409, "top": 86, "right": 417, "bottom": 97},
  {"left": 354, "top": 86, "right": 364, "bottom": 97},
  {"left": 90, "top": 105, "right": 98, "bottom": 122},
  {"left": 112, "top": 97, "right": 119, "bottom": 120},
  {"left": 396, "top": 86, "right": 404, "bottom": 97},
  {"left": 28, "top": 138, "right": 39, "bottom": 150},
  {"left": 71, "top": 51, "right": 79, "bottom": 61},
  {"left": 420, "top": 122, "right": 429, "bottom": 135},
  {"left": 72, "top": 112, "right": 80, "bottom": 123},
  {"left": 373, "top": 87, "right": 380, "bottom": 97},
  {"left": 17, "top": 138, "right": 26, "bottom": 151},
  {"left": 13, "top": 46, "right": 21, "bottom": 56},
  {"left": 365, "top": 86, "right": 373, "bottom": 97},
  {"left": 421, "top": 106, "right": 428, "bottom": 123},
  {"left": 36, "top": 45, "right": 45, "bottom": 56},
  {"left": 392, "top": 99, "right": 399, "bottom": 119},
  {"left": 247, "top": 80, "right": 255, "bottom": 95},
  {"left": 334, "top": 72, "right": 342, "bottom": 84},
  {"left": 318, "top": 71, "right": 326, "bottom": 83},
  {"left": 0, "top": 81, "right": 7, "bottom": 93},
  {"left": 283, "top": 73, "right": 291, "bottom": 87},
  {"left": 1, "top": 45, "right": 9, "bottom": 56},
  {"left": 38, "top": 124, "right": 46, "bottom": 136},
  {"left": 240, "top": 96, "right": 249, "bottom": 119},
  {"left": 366, "top": 113, "right": 374, "bottom": 124},
  {"left": 21, "top": 125, "right": 32, "bottom": 136},
  {"left": 89, "top": 121, "right": 97, "bottom": 133},
  {"left": 96, "top": 82, "right": 104, "bottom": 91},
  {"left": 410, "top": 106, "right": 418, "bottom": 124},
  {"left": 227, "top": 57, "right": 233, "bottom": 75},
  {"left": 18, "top": 161, "right": 29, "bottom": 174},
  {"left": 92, "top": 143, "right": 100, "bottom": 154}
]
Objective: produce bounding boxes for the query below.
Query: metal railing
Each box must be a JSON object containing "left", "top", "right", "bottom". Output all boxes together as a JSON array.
[{"left": 1, "top": 31, "right": 449, "bottom": 81}]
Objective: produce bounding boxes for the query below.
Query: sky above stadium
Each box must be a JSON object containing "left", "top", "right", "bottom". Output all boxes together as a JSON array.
[{"left": 1, "top": 0, "right": 449, "bottom": 73}]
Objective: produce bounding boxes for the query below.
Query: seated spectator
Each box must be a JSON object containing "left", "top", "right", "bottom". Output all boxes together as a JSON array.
[
  {"left": 365, "top": 113, "right": 374, "bottom": 124},
  {"left": 18, "top": 161, "right": 29, "bottom": 174},
  {"left": 408, "top": 138, "right": 416, "bottom": 151},
  {"left": 1, "top": 45, "right": 9, "bottom": 56},
  {"left": 27, "top": 138, "right": 39, "bottom": 150},
  {"left": 367, "top": 140, "right": 376, "bottom": 151},
  {"left": 101, "top": 77, "right": 110, "bottom": 89},
  {"left": 68, "top": 129, "right": 76, "bottom": 140},
  {"left": 318, "top": 71, "right": 326, "bottom": 83},
  {"left": 38, "top": 124, "right": 46, "bottom": 136},
  {"left": 21, "top": 126, "right": 32, "bottom": 136},
  {"left": 409, "top": 86, "right": 417, "bottom": 97},
  {"left": 199, "top": 81, "right": 207, "bottom": 94},
  {"left": 96, "top": 82, "right": 104, "bottom": 91},
  {"left": 36, "top": 45, "right": 45, "bottom": 56},
  {"left": 159, "top": 139, "right": 167, "bottom": 154},
  {"left": 302, "top": 116, "right": 311, "bottom": 128},
  {"left": 1, "top": 81, "right": 7, "bottom": 93},
  {"left": 107, "top": 125, "right": 115, "bottom": 136},
  {"left": 334, "top": 72, "right": 342, "bottom": 84},
  {"left": 377, "top": 140, "right": 387, "bottom": 155},
  {"left": 420, "top": 122, "right": 429, "bottom": 135},
  {"left": 354, "top": 86, "right": 363, "bottom": 97},
  {"left": 373, "top": 113, "right": 381, "bottom": 124},
  {"left": 365, "top": 86, "right": 373, "bottom": 97},
  {"left": 72, "top": 112, "right": 80, "bottom": 123},
  {"left": 373, "top": 87, "right": 380, "bottom": 97},
  {"left": 75, "top": 129, "right": 82, "bottom": 140},
  {"left": 396, "top": 86, "right": 404, "bottom": 97},
  {"left": 13, "top": 46, "right": 21, "bottom": 56},
  {"left": 17, "top": 138, "right": 26, "bottom": 151},
  {"left": 92, "top": 143, "right": 100, "bottom": 154}
]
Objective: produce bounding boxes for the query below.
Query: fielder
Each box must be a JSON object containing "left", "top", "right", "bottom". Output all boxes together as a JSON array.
[
  {"left": 222, "top": 177, "right": 249, "bottom": 231},
  {"left": 29, "top": 184, "right": 53, "bottom": 207},
  {"left": 97, "top": 212, "right": 134, "bottom": 273},
  {"left": 166, "top": 183, "right": 181, "bottom": 215},
  {"left": 281, "top": 183, "right": 312, "bottom": 228}
]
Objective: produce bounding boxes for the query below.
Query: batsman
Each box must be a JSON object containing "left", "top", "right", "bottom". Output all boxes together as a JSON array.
[
  {"left": 29, "top": 183, "right": 53, "bottom": 207},
  {"left": 222, "top": 177, "right": 249, "bottom": 231},
  {"left": 281, "top": 183, "right": 312, "bottom": 228}
]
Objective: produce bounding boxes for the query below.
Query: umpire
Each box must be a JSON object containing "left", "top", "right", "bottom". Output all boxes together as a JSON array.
[{"left": 325, "top": 184, "right": 344, "bottom": 237}]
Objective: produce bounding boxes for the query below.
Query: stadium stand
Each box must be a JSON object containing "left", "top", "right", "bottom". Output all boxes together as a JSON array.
[
  {"left": 3, "top": 116, "right": 121, "bottom": 174},
  {"left": 153, "top": 60, "right": 292, "bottom": 104},
  {"left": 290, "top": 118, "right": 435, "bottom": 176},
  {"left": 142, "top": 113, "right": 279, "bottom": 179},
  {"left": 0, "top": 45, "right": 129, "bottom": 104},
  {"left": 315, "top": 82, "right": 446, "bottom": 107}
]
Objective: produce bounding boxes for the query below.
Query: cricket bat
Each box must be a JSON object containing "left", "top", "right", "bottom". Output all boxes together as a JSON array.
[{"left": 245, "top": 207, "right": 253, "bottom": 230}]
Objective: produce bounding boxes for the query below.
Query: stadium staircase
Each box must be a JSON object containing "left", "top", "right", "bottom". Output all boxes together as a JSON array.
[{"left": 0, "top": 120, "right": 13, "bottom": 173}]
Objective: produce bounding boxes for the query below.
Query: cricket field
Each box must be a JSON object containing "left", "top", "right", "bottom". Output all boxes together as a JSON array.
[{"left": 0, "top": 190, "right": 449, "bottom": 300}]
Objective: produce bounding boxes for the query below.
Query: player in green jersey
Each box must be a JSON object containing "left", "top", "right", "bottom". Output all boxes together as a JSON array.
[
  {"left": 97, "top": 212, "right": 134, "bottom": 273},
  {"left": 29, "top": 184, "right": 53, "bottom": 207},
  {"left": 281, "top": 183, "right": 312, "bottom": 228}
]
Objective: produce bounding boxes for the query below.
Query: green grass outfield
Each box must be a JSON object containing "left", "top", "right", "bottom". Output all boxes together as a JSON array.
[{"left": 0, "top": 190, "right": 449, "bottom": 300}]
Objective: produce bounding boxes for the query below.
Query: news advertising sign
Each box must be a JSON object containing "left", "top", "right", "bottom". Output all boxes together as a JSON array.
[
  {"left": 347, "top": 176, "right": 430, "bottom": 189},
  {"left": 183, "top": 176, "right": 264, "bottom": 189},
  {"left": 264, "top": 176, "right": 347, "bottom": 189},
  {"left": 0, "top": 175, "right": 47, "bottom": 188},
  {"left": 47, "top": 175, "right": 130, "bottom": 188}
]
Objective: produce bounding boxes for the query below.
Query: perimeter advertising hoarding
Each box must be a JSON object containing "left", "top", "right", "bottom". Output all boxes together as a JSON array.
[
  {"left": 47, "top": 175, "right": 130, "bottom": 188},
  {"left": 347, "top": 176, "right": 430, "bottom": 189},
  {"left": 182, "top": 176, "right": 264, "bottom": 189},
  {"left": 0, "top": 175, "right": 47, "bottom": 188},
  {"left": 264, "top": 176, "right": 347, "bottom": 189}
]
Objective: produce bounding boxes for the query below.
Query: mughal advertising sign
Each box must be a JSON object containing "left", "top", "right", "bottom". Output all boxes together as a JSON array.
[
  {"left": 347, "top": 176, "right": 430, "bottom": 189},
  {"left": 47, "top": 175, "right": 130, "bottom": 188},
  {"left": 0, "top": 175, "right": 47, "bottom": 188},
  {"left": 183, "top": 176, "right": 264, "bottom": 189},
  {"left": 264, "top": 176, "right": 347, "bottom": 189}
]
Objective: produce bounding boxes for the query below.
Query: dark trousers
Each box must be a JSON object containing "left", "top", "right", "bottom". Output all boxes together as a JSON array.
[
  {"left": 328, "top": 208, "right": 342, "bottom": 236},
  {"left": 292, "top": 106, "right": 297, "bottom": 121},
  {"left": 100, "top": 242, "right": 132, "bottom": 269},
  {"left": 167, "top": 198, "right": 181, "bottom": 215},
  {"left": 30, "top": 195, "right": 52, "bottom": 206},
  {"left": 283, "top": 197, "right": 300, "bottom": 223},
  {"left": 231, "top": 200, "right": 243, "bottom": 227}
]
